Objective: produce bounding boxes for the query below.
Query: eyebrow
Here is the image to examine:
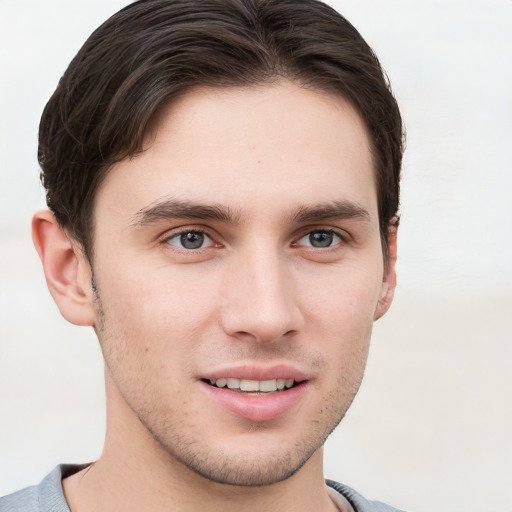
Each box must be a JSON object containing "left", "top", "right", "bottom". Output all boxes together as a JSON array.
[
  {"left": 130, "top": 197, "right": 371, "bottom": 229},
  {"left": 290, "top": 200, "right": 371, "bottom": 224},
  {"left": 130, "top": 198, "right": 240, "bottom": 228}
]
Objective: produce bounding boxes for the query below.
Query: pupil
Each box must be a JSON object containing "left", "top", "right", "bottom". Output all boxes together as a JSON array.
[
  {"left": 309, "top": 231, "right": 332, "bottom": 248},
  {"left": 181, "top": 232, "right": 204, "bottom": 249}
]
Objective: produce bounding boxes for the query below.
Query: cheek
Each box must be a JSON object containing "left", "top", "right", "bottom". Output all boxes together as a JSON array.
[
  {"left": 297, "top": 261, "right": 383, "bottom": 326},
  {"left": 297, "top": 262, "right": 381, "bottom": 377},
  {"left": 94, "top": 265, "right": 223, "bottom": 365},
  {"left": 100, "top": 256, "right": 218, "bottom": 318}
]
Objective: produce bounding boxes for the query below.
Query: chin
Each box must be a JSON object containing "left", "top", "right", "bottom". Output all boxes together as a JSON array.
[
  {"left": 173, "top": 447, "right": 312, "bottom": 487},
  {"left": 148, "top": 414, "right": 340, "bottom": 488}
]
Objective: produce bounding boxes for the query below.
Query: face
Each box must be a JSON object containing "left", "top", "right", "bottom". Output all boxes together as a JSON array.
[{"left": 86, "top": 81, "right": 395, "bottom": 486}]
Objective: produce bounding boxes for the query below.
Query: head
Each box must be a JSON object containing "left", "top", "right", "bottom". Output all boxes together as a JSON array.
[
  {"left": 33, "top": 0, "right": 404, "bottom": 490},
  {"left": 39, "top": 0, "right": 402, "bottom": 263}
]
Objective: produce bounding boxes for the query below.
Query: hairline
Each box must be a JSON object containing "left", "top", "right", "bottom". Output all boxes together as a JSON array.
[{"left": 79, "top": 79, "right": 394, "bottom": 266}]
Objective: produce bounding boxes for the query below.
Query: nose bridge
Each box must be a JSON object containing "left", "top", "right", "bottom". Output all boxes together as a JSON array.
[{"left": 220, "top": 243, "right": 302, "bottom": 343}]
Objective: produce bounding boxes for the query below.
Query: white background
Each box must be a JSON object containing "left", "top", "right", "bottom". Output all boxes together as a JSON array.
[{"left": 0, "top": 1, "right": 511, "bottom": 510}]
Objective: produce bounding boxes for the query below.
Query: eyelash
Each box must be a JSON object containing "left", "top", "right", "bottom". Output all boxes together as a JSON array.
[
  {"left": 160, "top": 226, "right": 348, "bottom": 252},
  {"left": 162, "top": 228, "right": 217, "bottom": 251},
  {"left": 293, "top": 229, "right": 345, "bottom": 250}
]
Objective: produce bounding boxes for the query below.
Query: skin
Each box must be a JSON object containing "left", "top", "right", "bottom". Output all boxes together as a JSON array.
[{"left": 33, "top": 81, "right": 397, "bottom": 512}]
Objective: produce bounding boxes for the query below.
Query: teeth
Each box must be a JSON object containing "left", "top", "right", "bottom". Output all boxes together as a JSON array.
[
  {"left": 259, "top": 379, "right": 277, "bottom": 392},
  {"left": 212, "top": 378, "right": 296, "bottom": 392},
  {"left": 227, "top": 378, "right": 239, "bottom": 389},
  {"left": 240, "top": 379, "right": 260, "bottom": 391}
]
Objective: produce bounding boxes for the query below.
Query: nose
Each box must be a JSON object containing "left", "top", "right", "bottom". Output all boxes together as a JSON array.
[{"left": 219, "top": 248, "right": 304, "bottom": 344}]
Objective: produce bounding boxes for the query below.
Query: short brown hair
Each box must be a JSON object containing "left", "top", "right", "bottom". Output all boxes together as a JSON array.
[{"left": 39, "top": 0, "right": 404, "bottom": 261}]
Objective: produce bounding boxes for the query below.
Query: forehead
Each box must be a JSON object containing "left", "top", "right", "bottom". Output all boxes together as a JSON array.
[{"left": 96, "top": 81, "right": 377, "bottom": 223}]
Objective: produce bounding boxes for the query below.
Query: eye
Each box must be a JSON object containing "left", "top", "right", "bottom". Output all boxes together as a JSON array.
[
  {"left": 297, "top": 230, "right": 343, "bottom": 248},
  {"left": 166, "top": 230, "right": 213, "bottom": 250}
]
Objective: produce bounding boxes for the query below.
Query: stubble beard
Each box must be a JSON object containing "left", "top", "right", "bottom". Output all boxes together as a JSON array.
[
  {"left": 129, "top": 384, "right": 358, "bottom": 488},
  {"left": 91, "top": 277, "right": 366, "bottom": 488}
]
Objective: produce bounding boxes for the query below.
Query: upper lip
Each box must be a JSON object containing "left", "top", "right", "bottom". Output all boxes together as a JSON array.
[{"left": 200, "top": 364, "right": 309, "bottom": 382}]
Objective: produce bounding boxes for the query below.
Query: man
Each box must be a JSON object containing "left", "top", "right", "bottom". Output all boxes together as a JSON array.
[{"left": 0, "top": 0, "right": 404, "bottom": 511}]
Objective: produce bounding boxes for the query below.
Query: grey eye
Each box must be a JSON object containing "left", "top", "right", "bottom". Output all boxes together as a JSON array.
[
  {"left": 299, "top": 230, "right": 341, "bottom": 248},
  {"left": 168, "top": 231, "right": 210, "bottom": 250}
]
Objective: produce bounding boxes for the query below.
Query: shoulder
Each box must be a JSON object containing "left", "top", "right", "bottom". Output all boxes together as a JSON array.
[
  {"left": 0, "top": 464, "right": 86, "bottom": 512},
  {"left": 0, "top": 484, "right": 40, "bottom": 512},
  {"left": 326, "top": 479, "right": 409, "bottom": 512}
]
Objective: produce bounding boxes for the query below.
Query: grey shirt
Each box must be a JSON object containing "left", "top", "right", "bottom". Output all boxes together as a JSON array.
[{"left": 0, "top": 465, "right": 406, "bottom": 512}]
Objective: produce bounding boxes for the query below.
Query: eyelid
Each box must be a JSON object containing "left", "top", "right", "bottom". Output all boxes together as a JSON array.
[
  {"left": 157, "top": 224, "right": 349, "bottom": 251},
  {"left": 159, "top": 225, "right": 221, "bottom": 249},
  {"left": 292, "top": 226, "right": 349, "bottom": 248}
]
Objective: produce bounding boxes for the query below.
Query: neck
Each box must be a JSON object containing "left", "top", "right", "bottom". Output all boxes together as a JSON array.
[
  {"left": 63, "top": 375, "right": 337, "bottom": 512},
  {"left": 64, "top": 451, "right": 335, "bottom": 512}
]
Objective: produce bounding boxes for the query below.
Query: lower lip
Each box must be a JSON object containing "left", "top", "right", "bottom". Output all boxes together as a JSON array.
[{"left": 199, "top": 381, "right": 308, "bottom": 422}]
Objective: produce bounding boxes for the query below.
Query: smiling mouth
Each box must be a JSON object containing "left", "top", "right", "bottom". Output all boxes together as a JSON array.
[{"left": 204, "top": 378, "right": 300, "bottom": 394}]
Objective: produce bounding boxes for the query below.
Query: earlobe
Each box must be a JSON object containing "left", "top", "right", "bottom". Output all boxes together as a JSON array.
[
  {"left": 32, "top": 210, "right": 96, "bottom": 326},
  {"left": 374, "top": 223, "right": 398, "bottom": 321}
]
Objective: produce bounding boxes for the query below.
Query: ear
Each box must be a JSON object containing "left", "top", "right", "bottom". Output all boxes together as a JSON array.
[
  {"left": 374, "top": 222, "right": 398, "bottom": 321},
  {"left": 32, "top": 210, "right": 95, "bottom": 326}
]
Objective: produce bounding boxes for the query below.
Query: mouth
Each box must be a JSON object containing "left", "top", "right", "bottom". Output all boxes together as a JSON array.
[
  {"left": 199, "top": 368, "right": 309, "bottom": 421},
  {"left": 203, "top": 377, "right": 300, "bottom": 395}
]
